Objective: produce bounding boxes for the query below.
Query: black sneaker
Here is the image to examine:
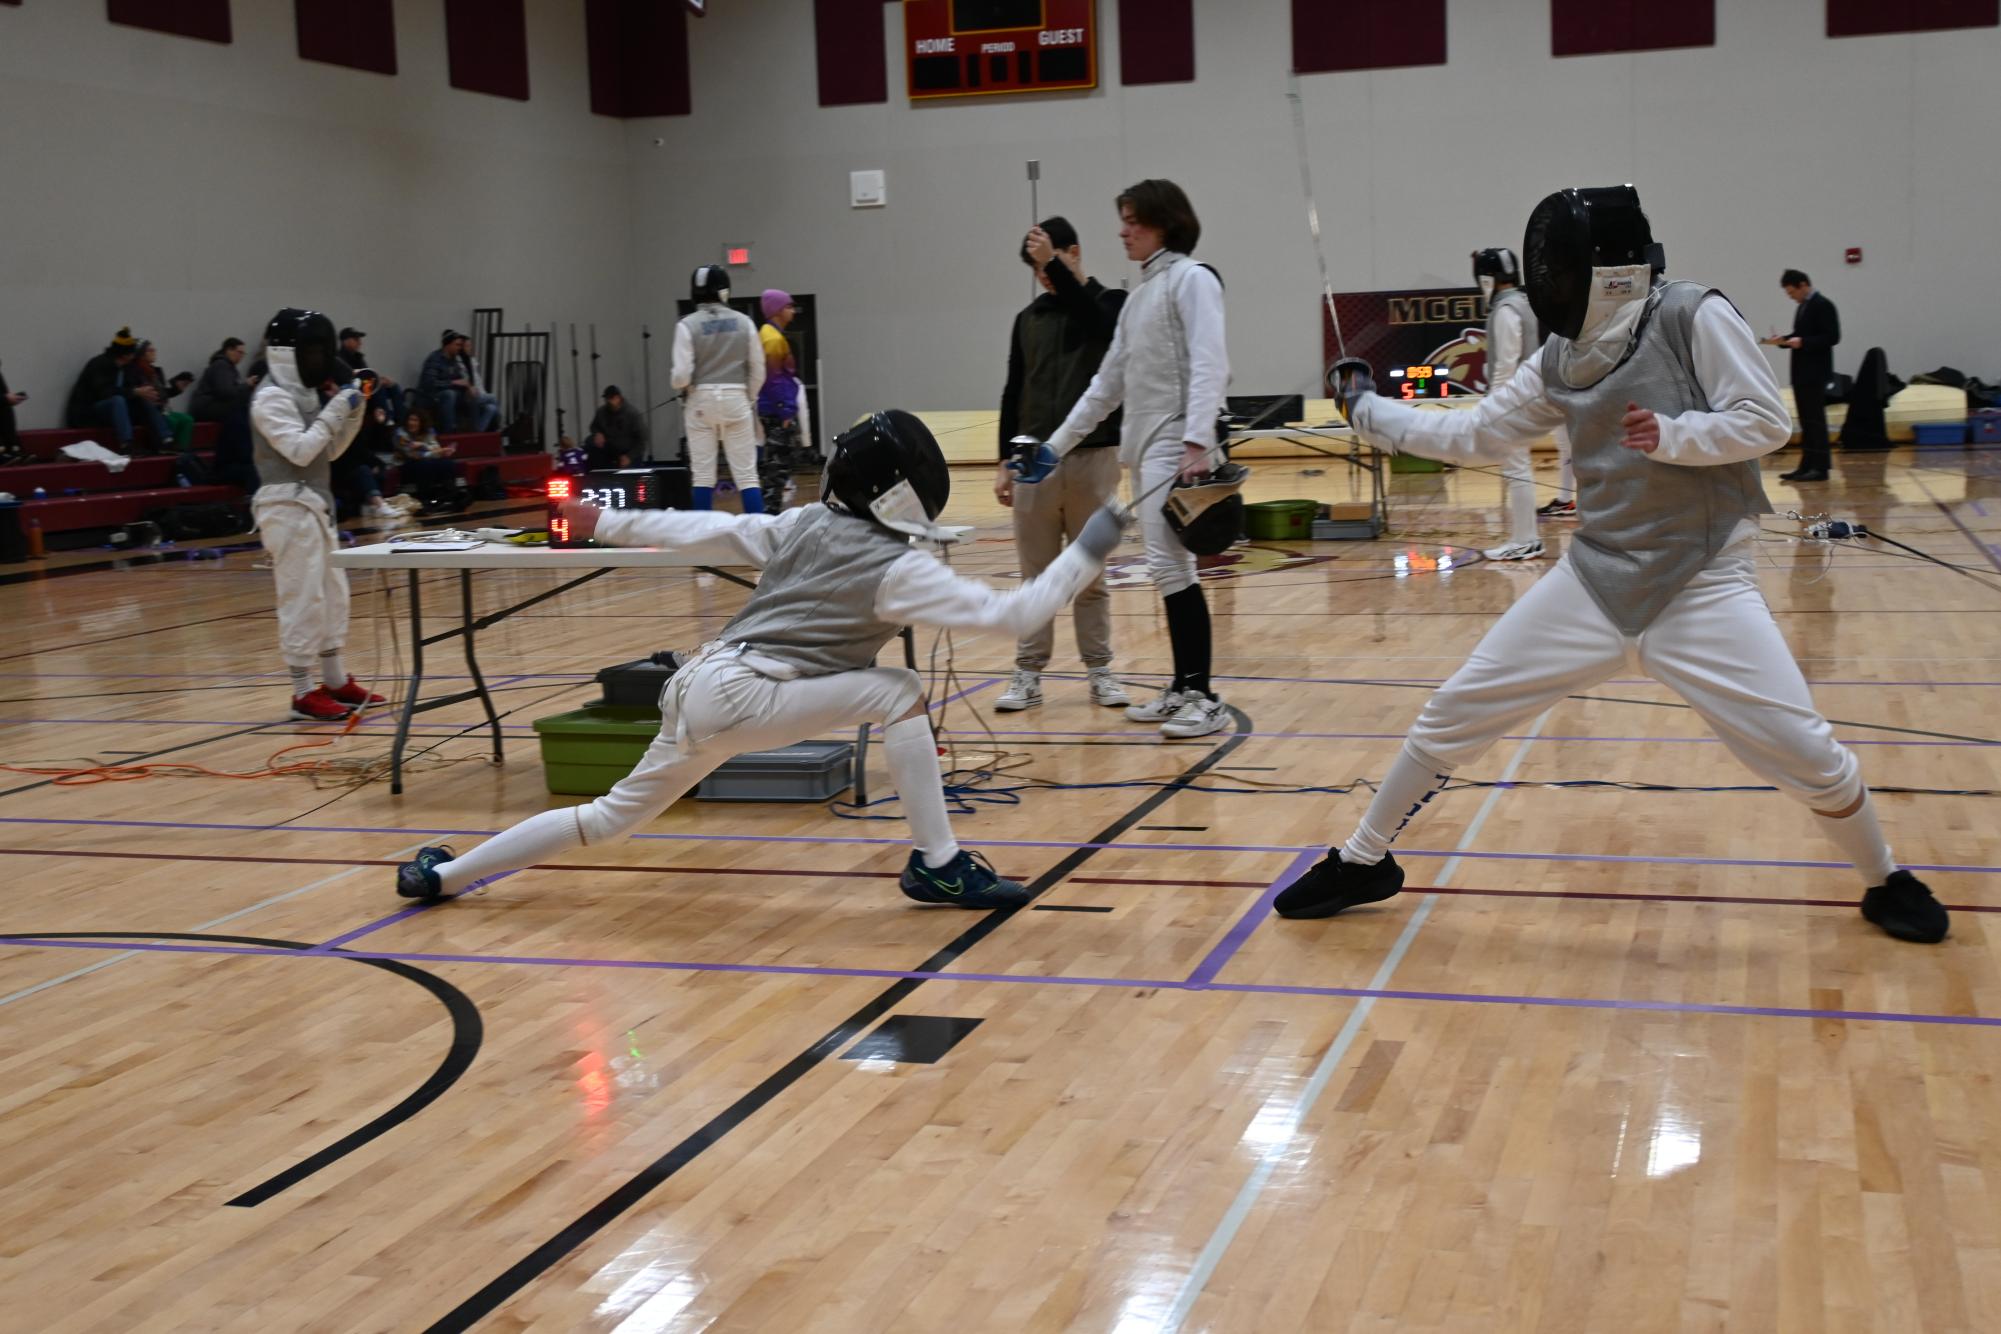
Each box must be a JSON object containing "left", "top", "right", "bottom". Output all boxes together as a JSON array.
[
  {"left": 1535, "top": 497, "right": 1576, "bottom": 518},
  {"left": 1860, "top": 870, "right": 1949, "bottom": 943},
  {"left": 395, "top": 845, "right": 456, "bottom": 901},
  {"left": 899, "top": 849, "right": 1030, "bottom": 909},
  {"left": 1273, "top": 849, "right": 1405, "bottom": 919}
]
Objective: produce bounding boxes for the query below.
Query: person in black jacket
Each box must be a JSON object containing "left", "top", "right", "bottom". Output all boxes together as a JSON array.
[
  {"left": 63, "top": 328, "right": 145, "bottom": 452},
  {"left": 1767, "top": 269, "right": 1840, "bottom": 482},
  {"left": 0, "top": 359, "right": 26, "bottom": 466},
  {"left": 584, "top": 385, "right": 647, "bottom": 470},
  {"left": 994, "top": 216, "right": 1130, "bottom": 712}
]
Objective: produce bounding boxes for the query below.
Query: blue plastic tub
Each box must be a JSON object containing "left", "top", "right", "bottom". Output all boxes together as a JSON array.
[{"left": 1912, "top": 422, "right": 1968, "bottom": 446}]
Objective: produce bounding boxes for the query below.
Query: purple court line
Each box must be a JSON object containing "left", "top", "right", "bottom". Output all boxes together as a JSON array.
[
  {"left": 1184, "top": 849, "right": 1319, "bottom": 987},
  {"left": 934, "top": 726, "right": 1997, "bottom": 749},
  {"left": 4, "top": 934, "right": 1998, "bottom": 1031},
  {"left": 309, "top": 869, "right": 517, "bottom": 952},
  {"left": 7, "top": 814, "right": 2001, "bottom": 874}
]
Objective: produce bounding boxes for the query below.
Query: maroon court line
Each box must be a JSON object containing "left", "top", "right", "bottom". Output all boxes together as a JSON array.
[{"left": 2, "top": 934, "right": 1995, "bottom": 1032}]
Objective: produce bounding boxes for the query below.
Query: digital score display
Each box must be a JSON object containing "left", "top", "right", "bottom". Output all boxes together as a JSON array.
[
  {"left": 904, "top": 0, "right": 1096, "bottom": 100},
  {"left": 1387, "top": 365, "right": 1451, "bottom": 400},
  {"left": 547, "top": 469, "right": 677, "bottom": 548}
]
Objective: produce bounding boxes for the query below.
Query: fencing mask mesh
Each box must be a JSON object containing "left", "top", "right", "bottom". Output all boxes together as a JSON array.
[
  {"left": 691, "top": 265, "right": 731, "bottom": 304},
  {"left": 1523, "top": 186, "right": 1663, "bottom": 341},
  {"left": 1165, "top": 461, "right": 1248, "bottom": 555},
  {"left": 264, "top": 308, "right": 339, "bottom": 386},
  {"left": 825, "top": 410, "right": 954, "bottom": 541}
]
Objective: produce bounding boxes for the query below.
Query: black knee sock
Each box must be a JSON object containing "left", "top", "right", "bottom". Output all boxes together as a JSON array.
[{"left": 1163, "top": 585, "right": 1212, "bottom": 697}]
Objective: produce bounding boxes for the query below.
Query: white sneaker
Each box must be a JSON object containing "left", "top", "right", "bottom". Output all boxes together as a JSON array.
[
  {"left": 1126, "top": 686, "right": 1188, "bottom": 723},
  {"left": 365, "top": 499, "right": 402, "bottom": 520},
  {"left": 1161, "top": 693, "right": 1231, "bottom": 738},
  {"left": 1087, "top": 668, "right": 1131, "bottom": 708},
  {"left": 1482, "top": 539, "right": 1546, "bottom": 562},
  {"left": 994, "top": 669, "right": 1043, "bottom": 712}
]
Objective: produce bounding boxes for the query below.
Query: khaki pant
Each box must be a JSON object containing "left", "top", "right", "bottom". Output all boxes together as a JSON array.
[{"left": 1011, "top": 445, "right": 1118, "bottom": 670}]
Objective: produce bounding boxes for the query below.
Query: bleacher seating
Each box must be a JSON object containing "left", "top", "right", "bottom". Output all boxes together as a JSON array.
[{"left": 5, "top": 429, "right": 548, "bottom": 545}]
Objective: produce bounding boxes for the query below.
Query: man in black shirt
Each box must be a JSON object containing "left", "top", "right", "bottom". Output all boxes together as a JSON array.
[
  {"left": 995, "top": 216, "right": 1129, "bottom": 711},
  {"left": 1768, "top": 269, "right": 1840, "bottom": 482},
  {"left": 585, "top": 385, "right": 647, "bottom": 470}
]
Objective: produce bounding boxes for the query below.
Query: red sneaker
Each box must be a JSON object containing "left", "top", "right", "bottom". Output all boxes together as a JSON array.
[
  {"left": 324, "top": 676, "right": 386, "bottom": 708},
  {"left": 290, "top": 688, "right": 357, "bottom": 722}
]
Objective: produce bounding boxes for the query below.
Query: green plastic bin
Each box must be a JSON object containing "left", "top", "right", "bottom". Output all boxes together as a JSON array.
[
  {"left": 1243, "top": 499, "right": 1320, "bottom": 540},
  {"left": 533, "top": 704, "right": 659, "bottom": 796},
  {"left": 1390, "top": 453, "right": 1444, "bottom": 473}
]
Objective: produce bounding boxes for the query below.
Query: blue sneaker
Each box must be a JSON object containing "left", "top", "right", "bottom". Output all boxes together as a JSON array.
[
  {"left": 395, "top": 845, "right": 456, "bottom": 901},
  {"left": 899, "top": 849, "right": 1030, "bottom": 909}
]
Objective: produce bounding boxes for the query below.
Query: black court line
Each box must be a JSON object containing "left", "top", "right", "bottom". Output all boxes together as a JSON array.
[
  {"left": 1032, "top": 904, "right": 1116, "bottom": 913},
  {"left": 1138, "top": 825, "right": 1209, "bottom": 832},
  {"left": 422, "top": 705, "right": 1253, "bottom": 1333},
  {"left": 0, "top": 931, "right": 481, "bottom": 1206}
]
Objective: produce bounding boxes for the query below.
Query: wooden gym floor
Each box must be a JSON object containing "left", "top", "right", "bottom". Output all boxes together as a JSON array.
[{"left": 2, "top": 448, "right": 1999, "bottom": 1333}]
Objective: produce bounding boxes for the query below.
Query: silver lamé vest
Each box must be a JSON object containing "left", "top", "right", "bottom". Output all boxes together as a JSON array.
[
  {"left": 1539, "top": 280, "right": 1772, "bottom": 635},
  {"left": 681, "top": 305, "right": 755, "bottom": 387},
  {"left": 251, "top": 382, "right": 337, "bottom": 515},
  {"left": 1113, "top": 250, "right": 1201, "bottom": 457},
  {"left": 1485, "top": 287, "right": 1535, "bottom": 387},
  {"left": 719, "top": 505, "right": 911, "bottom": 675}
]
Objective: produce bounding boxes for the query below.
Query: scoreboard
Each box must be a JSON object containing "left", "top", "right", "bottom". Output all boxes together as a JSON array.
[{"left": 904, "top": 0, "right": 1097, "bottom": 100}]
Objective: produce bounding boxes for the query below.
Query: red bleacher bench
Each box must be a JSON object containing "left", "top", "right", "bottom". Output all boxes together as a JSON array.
[
  {"left": 18, "top": 421, "right": 219, "bottom": 461},
  {"left": 21, "top": 484, "right": 244, "bottom": 535}
]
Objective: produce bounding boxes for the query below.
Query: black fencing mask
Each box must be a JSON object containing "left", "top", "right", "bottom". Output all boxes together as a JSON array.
[
  {"left": 1522, "top": 186, "right": 1665, "bottom": 341},
  {"left": 690, "top": 265, "right": 731, "bottom": 304},
  {"left": 265, "top": 307, "right": 339, "bottom": 386},
  {"left": 825, "top": 410, "right": 955, "bottom": 541},
  {"left": 1471, "top": 247, "right": 1520, "bottom": 300}
]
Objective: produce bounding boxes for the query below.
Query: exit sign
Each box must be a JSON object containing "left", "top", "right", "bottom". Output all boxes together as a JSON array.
[{"left": 724, "top": 245, "right": 752, "bottom": 266}]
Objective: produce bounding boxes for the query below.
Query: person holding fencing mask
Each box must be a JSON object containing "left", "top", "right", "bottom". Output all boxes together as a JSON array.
[
  {"left": 1278, "top": 184, "right": 1946, "bottom": 945},
  {"left": 251, "top": 308, "right": 385, "bottom": 722},
  {"left": 1010, "top": 179, "right": 1235, "bottom": 739},
  {"left": 394, "top": 411, "right": 1128, "bottom": 911},
  {"left": 674, "top": 265, "right": 767, "bottom": 514}
]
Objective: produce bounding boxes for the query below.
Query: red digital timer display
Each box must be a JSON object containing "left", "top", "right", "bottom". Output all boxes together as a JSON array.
[{"left": 904, "top": 0, "right": 1097, "bottom": 100}]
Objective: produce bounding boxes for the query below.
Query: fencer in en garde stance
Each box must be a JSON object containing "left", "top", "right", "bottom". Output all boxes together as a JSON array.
[
  {"left": 1276, "top": 185, "right": 1946, "bottom": 944},
  {"left": 395, "top": 411, "right": 1125, "bottom": 909},
  {"left": 251, "top": 308, "right": 386, "bottom": 722}
]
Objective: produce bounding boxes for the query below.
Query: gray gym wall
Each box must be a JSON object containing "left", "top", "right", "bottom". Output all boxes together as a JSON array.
[
  {"left": 1, "top": 0, "right": 1993, "bottom": 440},
  {"left": 0, "top": 0, "right": 637, "bottom": 431}
]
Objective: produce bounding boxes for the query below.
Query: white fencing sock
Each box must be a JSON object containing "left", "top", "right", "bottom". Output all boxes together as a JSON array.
[
  {"left": 434, "top": 807, "right": 584, "bottom": 895},
  {"left": 1507, "top": 454, "right": 1539, "bottom": 545},
  {"left": 1342, "top": 743, "right": 1455, "bottom": 866},
  {"left": 319, "top": 648, "right": 346, "bottom": 688},
  {"left": 1814, "top": 792, "right": 1898, "bottom": 886},
  {"left": 288, "top": 664, "right": 314, "bottom": 698},
  {"left": 883, "top": 715, "right": 959, "bottom": 869}
]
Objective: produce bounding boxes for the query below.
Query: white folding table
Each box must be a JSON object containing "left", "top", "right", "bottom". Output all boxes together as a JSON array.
[{"left": 332, "top": 539, "right": 752, "bottom": 794}]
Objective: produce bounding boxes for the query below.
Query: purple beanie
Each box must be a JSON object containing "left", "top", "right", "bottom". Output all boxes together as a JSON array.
[{"left": 760, "top": 289, "right": 793, "bottom": 322}]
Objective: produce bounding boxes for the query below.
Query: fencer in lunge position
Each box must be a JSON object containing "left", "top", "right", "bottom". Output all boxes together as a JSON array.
[
  {"left": 251, "top": 308, "right": 385, "bottom": 722},
  {"left": 1012, "top": 178, "right": 1234, "bottom": 738},
  {"left": 1473, "top": 246, "right": 1545, "bottom": 562},
  {"left": 674, "top": 265, "right": 767, "bottom": 514},
  {"left": 1277, "top": 185, "right": 1947, "bottom": 944},
  {"left": 395, "top": 411, "right": 1125, "bottom": 909}
]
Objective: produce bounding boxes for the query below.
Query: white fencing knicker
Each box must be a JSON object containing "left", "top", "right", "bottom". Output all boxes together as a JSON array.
[
  {"left": 685, "top": 384, "right": 760, "bottom": 492},
  {"left": 254, "top": 497, "right": 348, "bottom": 669}
]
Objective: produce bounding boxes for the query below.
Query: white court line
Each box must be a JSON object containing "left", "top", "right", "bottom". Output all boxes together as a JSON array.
[
  {"left": 0, "top": 843, "right": 428, "bottom": 1011},
  {"left": 1160, "top": 709, "right": 1555, "bottom": 1332}
]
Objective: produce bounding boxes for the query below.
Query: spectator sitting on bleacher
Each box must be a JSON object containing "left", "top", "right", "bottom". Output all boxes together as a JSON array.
[
  {"left": 190, "top": 338, "right": 254, "bottom": 422},
  {"left": 338, "top": 328, "right": 404, "bottom": 423},
  {"left": 130, "top": 341, "right": 196, "bottom": 453},
  {"left": 419, "top": 330, "right": 499, "bottom": 435},
  {"left": 1, "top": 359, "right": 26, "bottom": 466},
  {"left": 64, "top": 327, "right": 160, "bottom": 454},
  {"left": 585, "top": 385, "right": 645, "bottom": 470},
  {"left": 396, "top": 407, "right": 461, "bottom": 506}
]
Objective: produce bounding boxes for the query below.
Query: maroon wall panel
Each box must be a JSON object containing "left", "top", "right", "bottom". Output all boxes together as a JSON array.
[
  {"left": 1293, "top": 0, "right": 1445, "bottom": 74},
  {"left": 1552, "top": 0, "right": 1714, "bottom": 55},
  {"left": 814, "top": 0, "right": 889, "bottom": 106},
  {"left": 296, "top": 0, "right": 396, "bottom": 75},
  {"left": 1828, "top": 0, "right": 1998, "bottom": 36},
  {"left": 587, "top": 0, "right": 690, "bottom": 117},
  {"left": 107, "top": 0, "right": 232, "bottom": 43},
  {"left": 444, "top": 0, "right": 528, "bottom": 101},
  {"left": 1120, "top": 0, "right": 1195, "bottom": 84}
]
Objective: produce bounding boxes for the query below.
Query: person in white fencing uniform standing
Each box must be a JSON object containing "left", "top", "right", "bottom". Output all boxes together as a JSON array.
[
  {"left": 674, "top": 265, "right": 767, "bottom": 515},
  {"left": 395, "top": 411, "right": 1126, "bottom": 910},
  {"left": 250, "top": 308, "right": 385, "bottom": 723},
  {"left": 1013, "top": 178, "right": 1232, "bottom": 739},
  {"left": 1474, "top": 246, "right": 1546, "bottom": 562},
  {"left": 1276, "top": 184, "right": 1946, "bottom": 945}
]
